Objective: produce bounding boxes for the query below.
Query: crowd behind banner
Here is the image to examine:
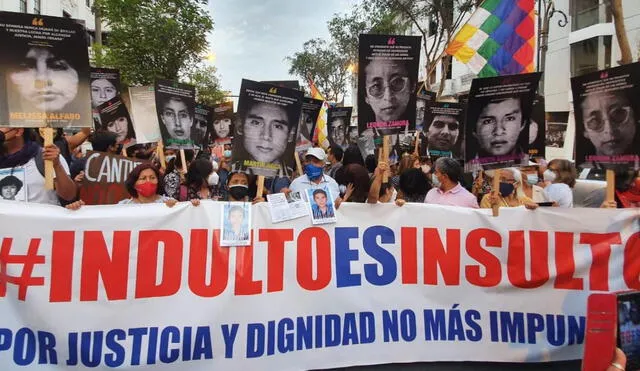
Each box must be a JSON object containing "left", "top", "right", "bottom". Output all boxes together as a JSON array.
[{"left": 0, "top": 8, "right": 639, "bottom": 371}]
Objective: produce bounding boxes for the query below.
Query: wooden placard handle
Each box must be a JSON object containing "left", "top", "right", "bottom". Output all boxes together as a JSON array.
[
  {"left": 256, "top": 175, "right": 265, "bottom": 199},
  {"left": 492, "top": 169, "right": 501, "bottom": 217},
  {"left": 179, "top": 149, "right": 187, "bottom": 174},
  {"left": 157, "top": 141, "right": 166, "bottom": 169},
  {"left": 606, "top": 169, "right": 615, "bottom": 202},
  {"left": 43, "top": 127, "right": 54, "bottom": 190},
  {"left": 382, "top": 135, "right": 390, "bottom": 183}
]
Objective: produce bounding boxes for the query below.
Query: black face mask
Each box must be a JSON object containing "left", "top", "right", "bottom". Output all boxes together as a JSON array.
[{"left": 228, "top": 184, "right": 249, "bottom": 200}]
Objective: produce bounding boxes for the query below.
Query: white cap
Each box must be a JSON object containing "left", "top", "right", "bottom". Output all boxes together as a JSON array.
[{"left": 305, "top": 147, "right": 326, "bottom": 161}]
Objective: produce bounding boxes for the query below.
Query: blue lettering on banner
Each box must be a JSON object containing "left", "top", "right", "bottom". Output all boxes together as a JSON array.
[
  {"left": 382, "top": 309, "right": 417, "bottom": 342},
  {"left": 335, "top": 227, "right": 361, "bottom": 288},
  {"left": 423, "top": 305, "right": 483, "bottom": 342},
  {"left": 488, "top": 311, "right": 585, "bottom": 346},
  {"left": 363, "top": 226, "right": 397, "bottom": 285},
  {"left": 245, "top": 312, "right": 376, "bottom": 358}
]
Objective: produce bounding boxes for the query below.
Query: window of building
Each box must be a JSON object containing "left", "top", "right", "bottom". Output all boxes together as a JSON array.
[
  {"left": 441, "top": 55, "right": 453, "bottom": 80},
  {"left": 86, "top": 0, "right": 91, "bottom": 8},
  {"left": 570, "top": 35, "right": 612, "bottom": 77},
  {"left": 20, "top": 0, "right": 27, "bottom": 13},
  {"left": 63, "top": 11, "right": 71, "bottom": 18},
  {"left": 428, "top": 17, "right": 438, "bottom": 37},
  {"left": 571, "top": 0, "right": 611, "bottom": 31},
  {"left": 34, "top": 0, "right": 41, "bottom": 14}
]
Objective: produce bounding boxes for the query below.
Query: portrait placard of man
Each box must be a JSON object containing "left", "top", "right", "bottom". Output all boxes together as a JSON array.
[
  {"left": 420, "top": 102, "right": 464, "bottom": 159},
  {"left": 231, "top": 79, "right": 303, "bottom": 178},
  {"left": 155, "top": 79, "right": 197, "bottom": 150},
  {"left": 571, "top": 63, "right": 640, "bottom": 167},
  {"left": 465, "top": 72, "right": 541, "bottom": 169}
]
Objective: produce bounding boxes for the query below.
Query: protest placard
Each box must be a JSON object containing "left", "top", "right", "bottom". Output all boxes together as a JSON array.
[
  {"left": 295, "top": 97, "right": 323, "bottom": 153},
  {"left": 155, "top": 79, "right": 197, "bottom": 150},
  {"left": 327, "top": 106, "right": 352, "bottom": 149},
  {"left": 571, "top": 62, "right": 640, "bottom": 167},
  {"left": 358, "top": 34, "right": 421, "bottom": 136},
  {"left": 419, "top": 102, "right": 464, "bottom": 160},
  {"left": 129, "top": 86, "right": 161, "bottom": 144},
  {"left": 212, "top": 101, "right": 234, "bottom": 146},
  {"left": 0, "top": 167, "right": 27, "bottom": 202},
  {"left": 96, "top": 97, "right": 136, "bottom": 147},
  {"left": 231, "top": 79, "right": 303, "bottom": 178},
  {"left": 0, "top": 11, "right": 91, "bottom": 127},
  {"left": 78, "top": 151, "right": 147, "bottom": 205}
]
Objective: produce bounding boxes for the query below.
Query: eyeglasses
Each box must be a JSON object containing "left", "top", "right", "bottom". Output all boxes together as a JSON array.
[
  {"left": 585, "top": 105, "right": 632, "bottom": 132},
  {"left": 432, "top": 120, "right": 459, "bottom": 131},
  {"left": 366, "top": 76, "right": 409, "bottom": 99}
]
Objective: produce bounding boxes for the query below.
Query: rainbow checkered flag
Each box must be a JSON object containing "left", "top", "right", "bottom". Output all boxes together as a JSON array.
[
  {"left": 308, "top": 78, "right": 330, "bottom": 149},
  {"left": 445, "top": 0, "right": 536, "bottom": 77}
]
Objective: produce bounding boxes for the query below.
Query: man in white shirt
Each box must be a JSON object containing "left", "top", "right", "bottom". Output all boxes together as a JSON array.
[
  {"left": 0, "top": 128, "right": 76, "bottom": 205},
  {"left": 288, "top": 147, "right": 340, "bottom": 203}
]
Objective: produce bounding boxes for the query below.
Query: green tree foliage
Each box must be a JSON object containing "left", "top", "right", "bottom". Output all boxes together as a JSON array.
[
  {"left": 287, "top": 2, "right": 406, "bottom": 102},
  {"left": 94, "top": 0, "right": 214, "bottom": 86},
  {"left": 185, "top": 64, "right": 227, "bottom": 106}
]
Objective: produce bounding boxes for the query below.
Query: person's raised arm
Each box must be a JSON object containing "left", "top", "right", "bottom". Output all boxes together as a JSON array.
[
  {"left": 367, "top": 162, "right": 388, "bottom": 204},
  {"left": 43, "top": 145, "right": 77, "bottom": 201},
  {"left": 64, "top": 128, "right": 91, "bottom": 152}
]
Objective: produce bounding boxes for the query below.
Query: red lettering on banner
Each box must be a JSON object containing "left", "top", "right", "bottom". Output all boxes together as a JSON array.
[
  {"left": 50, "top": 231, "right": 75, "bottom": 302},
  {"left": 424, "top": 228, "right": 461, "bottom": 285},
  {"left": 465, "top": 228, "right": 501, "bottom": 287},
  {"left": 296, "top": 227, "right": 331, "bottom": 291},
  {"left": 401, "top": 227, "right": 417, "bottom": 284},
  {"left": 261, "top": 229, "right": 294, "bottom": 293},
  {"left": 624, "top": 232, "right": 640, "bottom": 289},
  {"left": 81, "top": 231, "right": 131, "bottom": 301},
  {"left": 580, "top": 233, "right": 621, "bottom": 291},
  {"left": 235, "top": 233, "right": 263, "bottom": 295},
  {"left": 188, "top": 229, "right": 229, "bottom": 297},
  {"left": 554, "top": 232, "right": 582, "bottom": 290},
  {"left": 507, "top": 231, "right": 549, "bottom": 289},
  {"left": 135, "top": 230, "right": 183, "bottom": 298}
]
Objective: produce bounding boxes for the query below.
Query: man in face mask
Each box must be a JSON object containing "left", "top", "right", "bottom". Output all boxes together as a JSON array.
[
  {"left": 0, "top": 127, "right": 77, "bottom": 205},
  {"left": 424, "top": 157, "right": 478, "bottom": 208},
  {"left": 287, "top": 147, "right": 340, "bottom": 204}
]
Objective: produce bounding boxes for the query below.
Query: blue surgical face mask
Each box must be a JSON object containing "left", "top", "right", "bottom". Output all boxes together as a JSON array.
[
  {"left": 499, "top": 182, "right": 515, "bottom": 197},
  {"left": 304, "top": 164, "right": 323, "bottom": 181},
  {"left": 223, "top": 150, "right": 232, "bottom": 158},
  {"left": 526, "top": 174, "right": 539, "bottom": 185}
]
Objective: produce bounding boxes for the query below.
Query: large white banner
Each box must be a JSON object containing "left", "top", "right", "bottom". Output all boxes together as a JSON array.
[{"left": 0, "top": 201, "right": 638, "bottom": 370}]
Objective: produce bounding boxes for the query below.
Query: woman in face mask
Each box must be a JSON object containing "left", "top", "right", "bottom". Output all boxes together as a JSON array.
[
  {"left": 518, "top": 165, "right": 548, "bottom": 203},
  {"left": 118, "top": 164, "right": 173, "bottom": 205},
  {"left": 480, "top": 168, "right": 538, "bottom": 210},
  {"left": 601, "top": 168, "right": 640, "bottom": 209},
  {"left": 542, "top": 159, "right": 576, "bottom": 208},
  {"left": 180, "top": 159, "right": 219, "bottom": 201},
  {"left": 225, "top": 171, "right": 265, "bottom": 203}
]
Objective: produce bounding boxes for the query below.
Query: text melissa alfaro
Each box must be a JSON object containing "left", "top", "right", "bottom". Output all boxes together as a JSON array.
[{"left": 10, "top": 112, "right": 82, "bottom": 120}]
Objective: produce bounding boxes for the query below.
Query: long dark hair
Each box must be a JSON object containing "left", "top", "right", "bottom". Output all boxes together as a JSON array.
[{"left": 186, "top": 159, "right": 213, "bottom": 188}]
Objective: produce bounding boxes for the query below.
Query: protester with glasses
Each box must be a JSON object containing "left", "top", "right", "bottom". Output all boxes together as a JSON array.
[
  {"left": 579, "top": 90, "right": 638, "bottom": 157},
  {"left": 480, "top": 168, "right": 538, "bottom": 209}
]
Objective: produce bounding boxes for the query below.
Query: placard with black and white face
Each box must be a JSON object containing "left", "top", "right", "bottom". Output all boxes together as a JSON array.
[
  {"left": 231, "top": 79, "right": 304, "bottom": 178},
  {"left": 296, "top": 97, "right": 323, "bottom": 152},
  {"left": 358, "top": 34, "right": 421, "bottom": 136},
  {"left": 528, "top": 95, "right": 546, "bottom": 159},
  {"left": 327, "top": 106, "right": 352, "bottom": 149},
  {"left": 96, "top": 96, "right": 136, "bottom": 147},
  {"left": 90, "top": 68, "right": 121, "bottom": 108},
  {"left": 0, "top": 167, "right": 27, "bottom": 202},
  {"left": 194, "top": 103, "right": 214, "bottom": 149},
  {"left": 571, "top": 63, "right": 640, "bottom": 168},
  {"left": 0, "top": 11, "right": 91, "bottom": 128},
  {"left": 155, "top": 79, "right": 197, "bottom": 150},
  {"left": 212, "top": 101, "right": 234, "bottom": 146},
  {"left": 464, "top": 72, "right": 542, "bottom": 169},
  {"left": 420, "top": 102, "right": 464, "bottom": 160}
]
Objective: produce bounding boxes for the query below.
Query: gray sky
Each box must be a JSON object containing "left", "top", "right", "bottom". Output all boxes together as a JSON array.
[{"left": 207, "top": 0, "right": 358, "bottom": 96}]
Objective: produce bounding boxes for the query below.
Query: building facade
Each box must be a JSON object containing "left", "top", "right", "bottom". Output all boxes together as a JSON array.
[
  {"left": 422, "top": 0, "right": 640, "bottom": 160},
  {"left": 0, "top": 0, "right": 104, "bottom": 41}
]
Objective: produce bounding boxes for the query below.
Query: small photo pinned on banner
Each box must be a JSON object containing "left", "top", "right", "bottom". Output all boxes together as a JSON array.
[
  {"left": 306, "top": 186, "right": 336, "bottom": 225},
  {"left": 0, "top": 168, "right": 27, "bottom": 202},
  {"left": 220, "top": 202, "right": 252, "bottom": 247}
]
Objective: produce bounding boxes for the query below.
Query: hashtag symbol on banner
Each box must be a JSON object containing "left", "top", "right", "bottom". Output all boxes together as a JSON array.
[{"left": 0, "top": 238, "right": 45, "bottom": 301}]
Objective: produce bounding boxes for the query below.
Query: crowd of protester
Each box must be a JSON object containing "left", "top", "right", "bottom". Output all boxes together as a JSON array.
[{"left": 1, "top": 127, "right": 639, "bottom": 212}]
